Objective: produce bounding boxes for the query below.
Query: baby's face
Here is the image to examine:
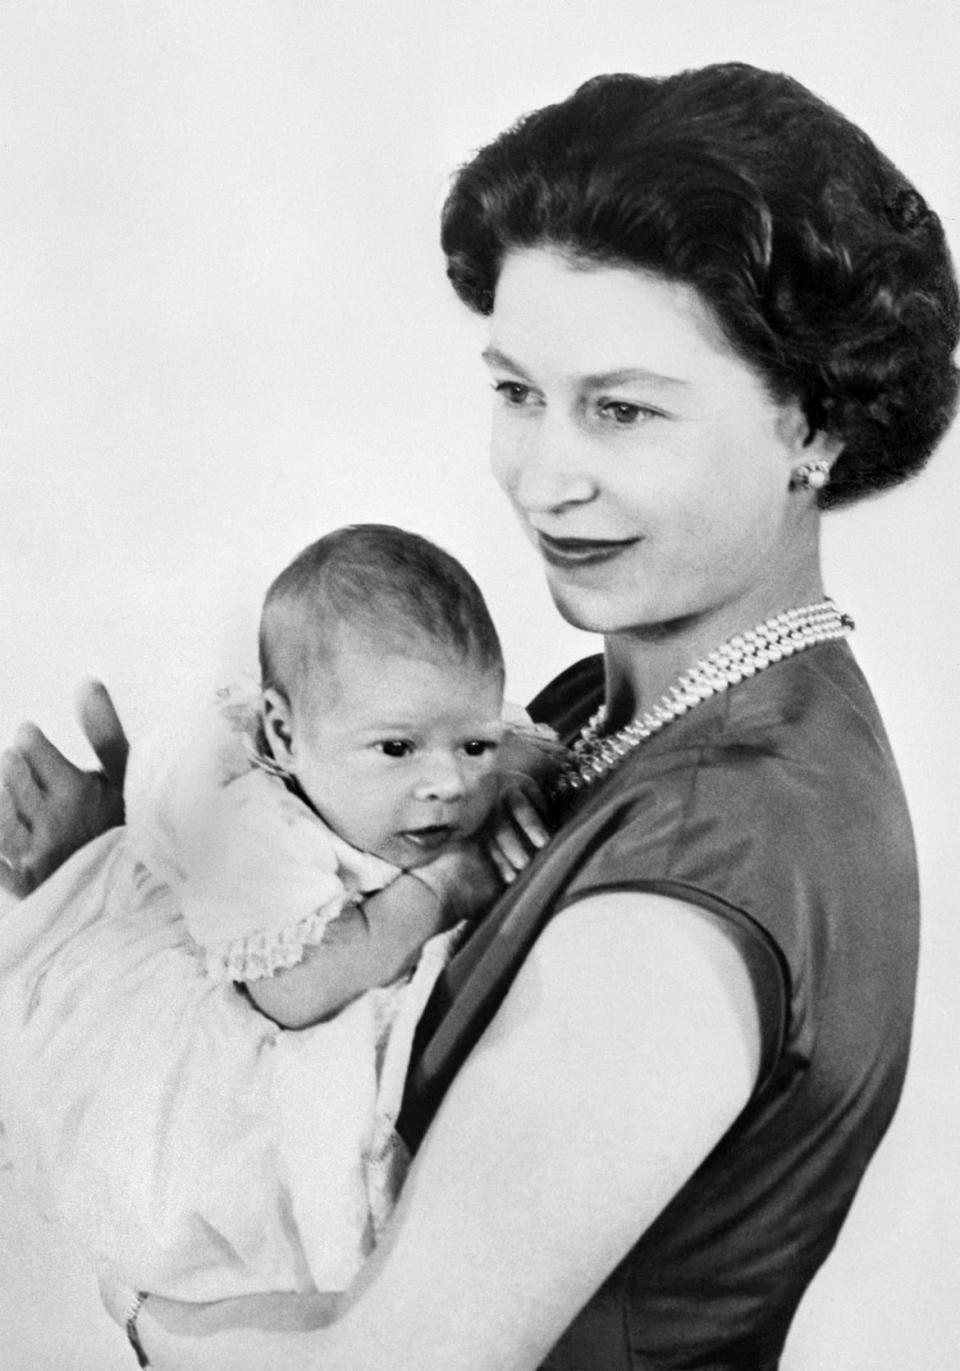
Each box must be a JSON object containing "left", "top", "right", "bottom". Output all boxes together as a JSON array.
[{"left": 279, "top": 633, "right": 505, "bottom": 869}]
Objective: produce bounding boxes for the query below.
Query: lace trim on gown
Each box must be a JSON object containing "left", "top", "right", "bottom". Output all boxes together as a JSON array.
[{"left": 199, "top": 894, "right": 358, "bottom": 983}]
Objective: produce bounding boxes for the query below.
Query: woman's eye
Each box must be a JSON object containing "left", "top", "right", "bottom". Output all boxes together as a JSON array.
[
  {"left": 463, "top": 739, "right": 499, "bottom": 758},
  {"left": 491, "top": 380, "right": 535, "bottom": 407},
  {"left": 597, "top": 400, "right": 658, "bottom": 426},
  {"left": 378, "top": 740, "right": 413, "bottom": 758}
]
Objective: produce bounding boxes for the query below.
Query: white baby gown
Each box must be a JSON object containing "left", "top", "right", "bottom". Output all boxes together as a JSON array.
[{"left": 0, "top": 689, "right": 459, "bottom": 1301}]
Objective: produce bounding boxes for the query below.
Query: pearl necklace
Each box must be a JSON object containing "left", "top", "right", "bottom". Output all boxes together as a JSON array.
[{"left": 557, "top": 599, "right": 854, "bottom": 793}]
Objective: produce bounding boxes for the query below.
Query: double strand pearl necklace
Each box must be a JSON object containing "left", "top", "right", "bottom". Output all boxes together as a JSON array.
[{"left": 557, "top": 598, "right": 854, "bottom": 794}]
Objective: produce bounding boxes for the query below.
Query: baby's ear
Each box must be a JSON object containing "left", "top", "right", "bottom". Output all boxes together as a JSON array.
[{"left": 261, "top": 688, "right": 296, "bottom": 770}]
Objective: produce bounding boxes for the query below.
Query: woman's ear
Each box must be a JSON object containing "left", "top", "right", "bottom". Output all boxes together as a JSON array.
[
  {"left": 800, "top": 426, "right": 844, "bottom": 463},
  {"left": 261, "top": 688, "right": 296, "bottom": 771},
  {"left": 776, "top": 401, "right": 843, "bottom": 478}
]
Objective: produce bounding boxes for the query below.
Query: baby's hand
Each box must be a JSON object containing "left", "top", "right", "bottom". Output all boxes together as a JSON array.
[
  {"left": 484, "top": 706, "right": 561, "bottom": 887},
  {"left": 411, "top": 840, "right": 503, "bottom": 925},
  {"left": 414, "top": 769, "right": 555, "bottom": 923},
  {"left": 495, "top": 712, "right": 566, "bottom": 796},
  {"left": 485, "top": 785, "right": 551, "bottom": 887}
]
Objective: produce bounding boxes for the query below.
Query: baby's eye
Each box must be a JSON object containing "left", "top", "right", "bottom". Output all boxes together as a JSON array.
[
  {"left": 377, "top": 740, "right": 414, "bottom": 758},
  {"left": 463, "top": 739, "right": 500, "bottom": 758}
]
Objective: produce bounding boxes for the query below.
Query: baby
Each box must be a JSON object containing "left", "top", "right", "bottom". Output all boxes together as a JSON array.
[{"left": 0, "top": 524, "right": 554, "bottom": 1303}]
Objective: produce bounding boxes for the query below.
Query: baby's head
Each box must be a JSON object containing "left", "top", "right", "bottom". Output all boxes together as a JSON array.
[{"left": 258, "top": 524, "right": 506, "bottom": 869}]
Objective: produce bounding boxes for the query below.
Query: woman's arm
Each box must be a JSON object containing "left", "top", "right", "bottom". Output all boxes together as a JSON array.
[{"left": 127, "top": 890, "right": 761, "bottom": 1370}]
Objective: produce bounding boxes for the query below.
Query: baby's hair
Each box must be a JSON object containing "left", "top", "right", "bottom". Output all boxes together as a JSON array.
[{"left": 259, "top": 524, "right": 504, "bottom": 700}]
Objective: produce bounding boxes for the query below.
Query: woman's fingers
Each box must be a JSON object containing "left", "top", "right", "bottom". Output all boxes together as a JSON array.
[
  {"left": 0, "top": 718, "right": 125, "bottom": 898},
  {"left": 95, "top": 1262, "right": 136, "bottom": 1329},
  {"left": 77, "top": 679, "right": 130, "bottom": 786},
  {"left": 0, "top": 740, "right": 55, "bottom": 895},
  {"left": 1, "top": 744, "right": 40, "bottom": 827},
  {"left": 0, "top": 858, "right": 21, "bottom": 897},
  {"left": 0, "top": 732, "right": 52, "bottom": 895},
  {"left": 0, "top": 749, "right": 34, "bottom": 893},
  {"left": 9, "top": 721, "right": 65, "bottom": 792},
  {"left": 0, "top": 742, "right": 42, "bottom": 877}
]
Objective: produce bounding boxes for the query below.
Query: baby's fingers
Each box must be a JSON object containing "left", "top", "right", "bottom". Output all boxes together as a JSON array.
[
  {"left": 488, "top": 825, "right": 529, "bottom": 885},
  {"left": 504, "top": 788, "right": 551, "bottom": 850},
  {"left": 488, "top": 840, "right": 519, "bottom": 886},
  {"left": 487, "top": 790, "right": 553, "bottom": 886}
]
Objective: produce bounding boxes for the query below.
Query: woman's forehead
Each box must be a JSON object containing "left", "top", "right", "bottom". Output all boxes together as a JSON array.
[{"left": 488, "top": 246, "right": 733, "bottom": 378}]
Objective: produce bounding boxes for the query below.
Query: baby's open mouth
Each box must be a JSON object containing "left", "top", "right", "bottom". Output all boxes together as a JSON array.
[{"left": 401, "top": 824, "right": 456, "bottom": 852}]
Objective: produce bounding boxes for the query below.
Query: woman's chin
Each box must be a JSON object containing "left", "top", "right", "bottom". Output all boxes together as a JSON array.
[{"left": 546, "top": 579, "right": 649, "bottom": 637}]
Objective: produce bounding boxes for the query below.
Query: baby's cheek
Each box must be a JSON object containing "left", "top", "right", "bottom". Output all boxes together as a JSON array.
[{"left": 467, "top": 769, "right": 502, "bottom": 823}]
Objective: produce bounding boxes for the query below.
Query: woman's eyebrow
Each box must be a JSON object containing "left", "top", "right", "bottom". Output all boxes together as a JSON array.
[
  {"left": 481, "top": 346, "right": 532, "bottom": 376},
  {"left": 582, "top": 367, "right": 689, "bottom": 391},
  {"left": 481, "top": 348, "right": 687, "bottom": 391}
]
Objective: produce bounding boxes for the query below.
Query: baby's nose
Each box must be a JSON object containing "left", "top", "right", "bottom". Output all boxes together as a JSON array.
[{"left": 413, "top": 754, "right": 466, "bottom": 803}]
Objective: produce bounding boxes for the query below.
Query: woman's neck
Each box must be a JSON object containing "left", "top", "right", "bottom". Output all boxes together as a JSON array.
[{"left": 601, "top": 569, "right": 828, "bottom": 730}]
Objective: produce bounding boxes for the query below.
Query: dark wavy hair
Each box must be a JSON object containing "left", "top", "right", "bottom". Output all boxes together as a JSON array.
[
  {"left": 260, "top": 524, "right": 504, "bottom": 696},
  {"left": 442, "top": 63, "right": 959, "bottom": 507}
]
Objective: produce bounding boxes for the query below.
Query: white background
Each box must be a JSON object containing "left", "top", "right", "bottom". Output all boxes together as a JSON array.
[{"left": 1, "top": 2, "right": 957, "bottom": 1367}]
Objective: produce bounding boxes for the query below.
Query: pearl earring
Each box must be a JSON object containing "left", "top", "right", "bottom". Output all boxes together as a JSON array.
[{"left": 790, "top": 459, "right": 830, "bottom": 491}]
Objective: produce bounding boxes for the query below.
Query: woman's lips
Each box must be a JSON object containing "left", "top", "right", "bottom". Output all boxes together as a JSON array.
[{"left": 535, "top": 531, "right": 640, "bottom": 568}]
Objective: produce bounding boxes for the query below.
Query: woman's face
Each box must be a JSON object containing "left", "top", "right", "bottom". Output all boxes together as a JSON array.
[{"left": 485, "top": 247, "right": 826, "bottom": 638}]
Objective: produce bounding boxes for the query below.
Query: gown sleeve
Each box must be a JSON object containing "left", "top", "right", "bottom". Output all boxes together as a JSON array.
[{"left": 123, "top": 687, "right": 398, "bottom": 983}]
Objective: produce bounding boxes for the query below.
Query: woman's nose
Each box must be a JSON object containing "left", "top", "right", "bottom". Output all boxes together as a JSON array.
[
  {"left": 413, "top": 755, "right": 466, "bottom": 803},
  {"left": 495, "top": 415, "right": 597, "bottom": 513}
]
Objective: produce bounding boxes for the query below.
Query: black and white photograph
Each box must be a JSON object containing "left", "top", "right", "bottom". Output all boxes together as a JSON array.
[{"left": 1, "top": 3, "right": 957, "bottom": 1367}]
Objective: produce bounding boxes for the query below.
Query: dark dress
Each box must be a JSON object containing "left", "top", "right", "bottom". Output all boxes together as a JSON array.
[{"left": 399, "top": 641, "right": 919, "bottom": 1371}]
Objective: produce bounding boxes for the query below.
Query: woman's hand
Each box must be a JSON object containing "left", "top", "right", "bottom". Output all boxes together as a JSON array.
[
  {"left": 97, "top": 1262, "right": 135, "bottom": 1330},
  {"left": 0, "top": 680, "right": 128, "bottom": 897},
  {"left": 98, "top": 1267, "right": 339, "bottom": 1371}
]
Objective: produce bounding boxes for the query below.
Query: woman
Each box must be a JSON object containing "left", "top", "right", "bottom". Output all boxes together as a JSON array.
[{"left": 1, "top": 62, "right": 957, "bottom": 1371}]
